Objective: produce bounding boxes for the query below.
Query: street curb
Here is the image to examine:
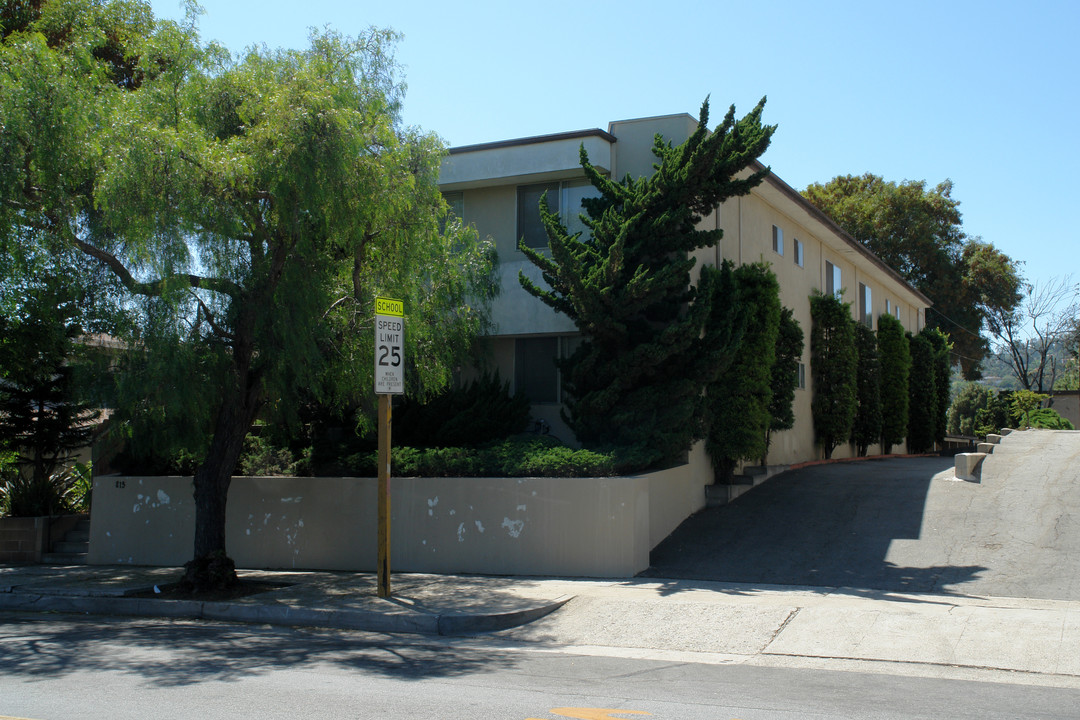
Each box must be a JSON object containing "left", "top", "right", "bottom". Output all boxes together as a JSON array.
[{"left": 0, "top": 590, "right": 574, "bottom": 636}]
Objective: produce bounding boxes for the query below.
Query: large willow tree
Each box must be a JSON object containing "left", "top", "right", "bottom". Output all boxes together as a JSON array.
[
  {"left": 519, "top": 98, "right": 774, "bottom": 466},
  {"left": 1, "top": 1, "right": 496, "bottom": 588}
]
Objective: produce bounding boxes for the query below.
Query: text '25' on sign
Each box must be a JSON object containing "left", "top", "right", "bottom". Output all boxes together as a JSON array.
[{"left": 374, "top": 296, "right": 404, "bottom": 395}]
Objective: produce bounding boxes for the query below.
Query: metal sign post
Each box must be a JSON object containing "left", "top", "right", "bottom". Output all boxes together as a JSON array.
[{"left": 374, "top": 296, "right": 404, "bottom": 598}]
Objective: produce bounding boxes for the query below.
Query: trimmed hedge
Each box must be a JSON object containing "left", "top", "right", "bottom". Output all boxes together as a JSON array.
[{"left": 343, "top": 436, "right": 618, "bottom": 478}]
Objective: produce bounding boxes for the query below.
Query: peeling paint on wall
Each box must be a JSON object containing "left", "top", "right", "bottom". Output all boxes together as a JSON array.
[
  {"left": 157, "top": 490, "right": 170, "bottom": 505},
  {"left": 475, "top": 520, "right": 485, "bottom": 533},
  {"left": 502, "top": 517, "right": 524, "bottom": 538},
  {"left": 457, "top": 522, "right": 466, "bottom": 542},
  {"left": 427, "top": 496, "right": 439, "bottom": 516}
]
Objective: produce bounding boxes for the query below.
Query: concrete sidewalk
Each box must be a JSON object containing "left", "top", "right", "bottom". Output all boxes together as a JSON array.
[
  {"left": 3, "top": 564, "right": 1080, "bottom": 686},
  {"left": 0, "top": 564, "right": 573, "bottom": 635}
]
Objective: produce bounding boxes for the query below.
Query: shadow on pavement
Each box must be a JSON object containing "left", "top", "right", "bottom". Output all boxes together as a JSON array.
[
  {"left": 0, "top": 612, "right": 518, "bottom": 685},
  {"left": 644, "top": 456, "right": 988, "bottom": 595}
]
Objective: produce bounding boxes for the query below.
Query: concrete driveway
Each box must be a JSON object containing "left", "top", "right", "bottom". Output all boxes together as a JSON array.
[{"left": 645, "top": 430, "right": 1080, "bottom": 601}]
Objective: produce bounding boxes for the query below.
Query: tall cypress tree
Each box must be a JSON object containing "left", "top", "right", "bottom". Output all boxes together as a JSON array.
[
  {"left": 877, "top": 312, "right": 910, "bottom": 454},
  {"left": 764, "top": 306, "right": 804, "bottom": 464},
  {"left": 810, "top": 292, "right": 857, "bottom": 459},
  {"left": 924, "top": 328, "right": 952, "bottom": 447},
  {"left": 907, "top": 331, "right": 938, "bottom": 453},
  {"left": 706, "top": 262, "right": 780, "bottom": 481},
  {"left": 851, "top": 322, "right": 882, "bottom": 457},
  {"left": 520, "top": 98, "right": 775, "bottom": 466}
]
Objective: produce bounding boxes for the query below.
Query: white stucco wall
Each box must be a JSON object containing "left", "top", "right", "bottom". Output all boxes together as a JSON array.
[{"left": 89, "top": 464, "right": 707, "bottom": 577}]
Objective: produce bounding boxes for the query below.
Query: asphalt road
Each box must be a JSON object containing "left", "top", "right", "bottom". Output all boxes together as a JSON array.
[
  {"left": 646, "top": 430, "right": 1080, "bottom": 600},
  {"left": 3, "top": 613, "right": 1080, "bottom": 720}
]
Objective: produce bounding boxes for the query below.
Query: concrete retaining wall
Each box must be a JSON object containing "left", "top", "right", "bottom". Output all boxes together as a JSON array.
[{"left": 89, "top": 461, "right": 707, "bottom": 578}]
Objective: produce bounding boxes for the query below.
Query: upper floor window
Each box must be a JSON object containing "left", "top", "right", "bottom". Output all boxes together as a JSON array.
[
  {"left": 793, "top": 237, "right": 804, "bottom": 267},
  {"left": 825, "top": 260, "right": 843, "bottom": 299},
  {"left": 859, "top": 282, "right": 873, "bottom": 328},
  {"left": 517, "top": 179, "right": 598, "bottom": 250},
  {"left": 443, "top": 191, "right": 464, "bottom": 219},
  {"left": 772, "top": 225, "right": 784, "bottom": 256}
]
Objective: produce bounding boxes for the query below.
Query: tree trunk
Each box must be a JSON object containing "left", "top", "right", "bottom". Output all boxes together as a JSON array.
[{"left": 183, "top": 368, "right": 264, "bottom": 591}]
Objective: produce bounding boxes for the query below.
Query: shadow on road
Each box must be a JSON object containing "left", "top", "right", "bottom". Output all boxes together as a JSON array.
[
  {"left": 0, "top": 612, "right": 518, "bottom": 685},
  {"left": 644, "top": 456, "right": 988, "bottom": 596}
]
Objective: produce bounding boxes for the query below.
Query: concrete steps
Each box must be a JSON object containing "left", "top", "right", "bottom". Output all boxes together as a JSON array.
[
  {"left": 42, "top": 516, "right": 90, "bottom": 565},
  {"left": 706, "top": 464, "right": 789, "bottom": 507}
]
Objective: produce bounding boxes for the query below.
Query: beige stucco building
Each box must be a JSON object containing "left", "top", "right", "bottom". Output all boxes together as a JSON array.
[{"left": 439, "top": 112, "right": 931, "bottom": 475}]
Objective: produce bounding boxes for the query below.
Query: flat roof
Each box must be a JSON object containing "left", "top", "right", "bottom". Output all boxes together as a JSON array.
[{"left": 448, "top": 128, "right": 617, "bottom": 155}]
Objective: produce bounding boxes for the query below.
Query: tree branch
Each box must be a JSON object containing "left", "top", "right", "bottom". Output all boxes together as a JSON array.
[
  {"left": 69, "top": 234, "right": 241, "bottom": 298},
  {"left": 190, "top": 290, "right": 235, "bottom": 342}
]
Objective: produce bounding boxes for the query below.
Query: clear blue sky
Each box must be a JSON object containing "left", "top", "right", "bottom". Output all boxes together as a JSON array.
[{"left": 150, "top": 0, "right": 1079, "bottom": 300}]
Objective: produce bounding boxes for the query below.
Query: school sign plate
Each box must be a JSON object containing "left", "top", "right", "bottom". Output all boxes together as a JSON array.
[{"left": 374, "top": 296, "right": 404, "bottom": 395}]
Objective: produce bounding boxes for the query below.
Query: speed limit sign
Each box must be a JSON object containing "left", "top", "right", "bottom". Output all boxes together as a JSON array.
[{"left": 374, "top": 296, "right": 404, "bottom": 395}]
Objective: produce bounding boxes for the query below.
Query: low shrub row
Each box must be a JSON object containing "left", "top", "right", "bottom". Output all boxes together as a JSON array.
[{"left": 342, "top": 436, "right": 618, "bottom": 478}]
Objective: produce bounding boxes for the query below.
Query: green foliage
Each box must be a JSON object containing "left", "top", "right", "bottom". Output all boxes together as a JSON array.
[
  {"left": 810, "top": 292, "right": 857, "bottom": 458},
  {"left": 1, "top": 4, "right": 498, "bottom": 570},
  {"left": 0, "top": 461, "right": 89, "bottom": 517},
  {"left": 907, "top": 331, "right": 938, "bottom": 453},
  {"left": 706, "top": 262, "right": 780, "bottom": 479},
  {"left": 851, "top": 322, "right": 882, "bottom": 456},
  {"left": 877, "top": 312, "right": 910, "bottom": 453},
  {"left": 393, "top": 372, "right": 530, "bottom": 448},
  {"left": 924, "top": 328, "right": 952, "bottom": 446},
  {"left": 1026, "top": 407, "right": 1075, "bottom": 430},
  {"left": 767, "top": 307, "right": 804, "bottom": 441},
  {"left": 343, "top": 436, "right": 618, "bottom": 478},
  {"left": 519, "top": 98, "right": 774, "bottom": 467},
  {"left": 802, "top": 175, "right": 1022, "bottom": 379},
  {"left": 235, "top": 434, "right": 311, "bottom": 477},
  {"left": 948, "top": 382, "right": 996, "bottom": 436},
  {"left": 0, "top": 280, "right": 98, "bottom": 486},
  {"left": 1010, "top": 389, "right": 1049, "bottom": 428}
]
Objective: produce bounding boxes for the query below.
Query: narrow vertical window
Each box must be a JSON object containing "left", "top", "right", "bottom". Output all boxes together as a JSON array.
[
  {"left": 859, "top": 283, "right": 873, "bottom": 328},
  {"left": 772, "top": 225, "right": 784, "bottom": 256},
  {"left": 793, "top": 238, "right": 804, "bottom": 267},
  {"left": 798, "top": 362, "right": 806, "bottom": 390},
  {"left": 825, "top": 260, "right": 842, "bottom": 297}
]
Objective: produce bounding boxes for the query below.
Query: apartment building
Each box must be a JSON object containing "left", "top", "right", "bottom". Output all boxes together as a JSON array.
[{"left": 439, "top": 112, "right": 930, "bottom": 470}]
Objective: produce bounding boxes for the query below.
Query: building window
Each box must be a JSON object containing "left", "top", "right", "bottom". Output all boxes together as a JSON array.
[
  {"left": 514, "top": 336, "right": 560, "bottom": 403},
  {"left": 517, "top": 183, "right": 559, "bottom": 249},
  {"left": 859, "top": 283, "right": 873, "bottom": 328},
  {"left": 894, "top": 303, "right": 900, "bottom": 319},
  {"left": 825, "top": 261, "right": 842, "bottom": 298},
  {"left": 793, "top": 237, "right": 804, "bottom": 267},
  {"left": 772, "top": 225, "right": 784, "bottom": 256},
  {"left": 443, "top": 191, "right": 464, "bottom": 219},
  {"left": 885, "top": 298, "right": 892, "bottom": 317},
  {"left": 798, "top": 362, "right": 806, "bottom": 390},
  {"left": 517, "top": 179, "right": 598, "bottom": 250}
]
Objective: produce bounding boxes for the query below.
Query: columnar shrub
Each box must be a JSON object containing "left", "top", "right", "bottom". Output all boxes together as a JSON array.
[
  {"left": 851, "top": 322, "right": 882, "bottom": 456},
  {"left": 764, "top": 306, "right": 804, "bottom": 463},
  {"left": 907, "top": 332, "right": 937, "bottom": 453},
  {"left": 706, "top": 262, "right": 780, "bottom": 480},
  {"left": 877, "top": 313, "right": 910, "bottom": 454},
  {"left": 810, "top": 292, "right": 857, "bottom": 458}
]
